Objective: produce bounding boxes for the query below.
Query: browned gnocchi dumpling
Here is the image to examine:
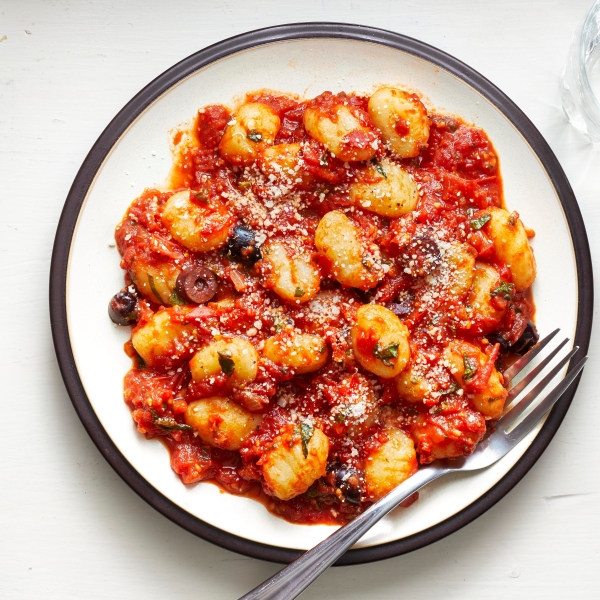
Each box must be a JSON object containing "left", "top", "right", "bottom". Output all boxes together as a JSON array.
[
  {"left": 365, "top": 428, "right": 418, "bottom": 500},
  {"left": 219, "top": 102, "right": 280, "bottom": 166},
  {"left": 395, "top": 358, "right": 432, "bottom": 402},
  {"left": 190, "top": 338, "right": 259, "bottom": 391},
  {"left": 351, "top": 304, "right": 410, "bottom": 378},
  {"left": 161, "top": 190, "right": 233, "bottom": 253},
  {"left": 131, "top": 306, "right": 197, "bottom": 368},
  {"left": 314, "top": 210, "right": 384, "bottom": 290},
  {"left": 442, "top": 241, "right": 477, "bottom": 300},
  {"left": 462, "top": 262, "right": 506, "bottom": 334},
  {"left": 129, "top": 258, "right": 180, "bottom": 306},
  {"left": 261, "top": 425, "right": 329, "bottom": 500},
  {"left": 263, "top": 331, "right": 328, "bottom": 374},
  {"left": 303, "top": 94, "right": 378, "bottom": 162},
  {"left": 257, "top": 143, "right": 313, "bottom": 187},
  {"left": 368, "top": 87, "right": 430, "bottom": 158},
  {"left": 259, "top": 239, "right": 321, "bottom": 304},
  {"left": 185, "top": 397, "right": 262, "bottom": 450},
  {"left": 443, "top": 340, "right": 507, "bottom": 419},
  {"left": 485, "top": 207, "right": 536, "bottom": 291},
  {"left": 349, "top": 158, "right": 419, "bottom": 217}
]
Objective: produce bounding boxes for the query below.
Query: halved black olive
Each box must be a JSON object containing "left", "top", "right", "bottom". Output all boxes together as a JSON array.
[
  {"left": 511, "top": 321, "right": 539, "bottom": 355},
  {"left": 108, "top": 287, "right": 139, "bottom": 325},
  {"left": 486, "top": 333, "right": 511, "bottom": 354},
  {"left": 329, "top": 464, "right": 362, "bottom": 505},
  {"left": 176, "top": 266, "right": 218, "bottom": 304},
  {"left": 401, "top": 234, "right": 441, "bottom": 277},
  {"left": 226, "top": 224, "right": 262, "bottom": 265}
]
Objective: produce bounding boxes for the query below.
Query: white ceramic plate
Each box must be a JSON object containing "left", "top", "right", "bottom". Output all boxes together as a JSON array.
[{"left": 50, "top": 24, "right": 592, "bottom": 564}]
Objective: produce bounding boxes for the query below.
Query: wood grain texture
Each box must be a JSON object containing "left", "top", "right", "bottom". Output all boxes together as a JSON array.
[{"left": 1, "top": 0, "right": 599, "bottom": 598}]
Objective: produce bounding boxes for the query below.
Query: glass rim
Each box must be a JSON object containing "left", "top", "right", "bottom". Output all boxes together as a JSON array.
[{"left": 578, "top": 0, "right": 600, "bottom": 118}]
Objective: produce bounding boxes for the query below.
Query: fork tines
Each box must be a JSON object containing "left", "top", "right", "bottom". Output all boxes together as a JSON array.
[{"left": 497, "top": 328, "right": 587, "bottom": 441}]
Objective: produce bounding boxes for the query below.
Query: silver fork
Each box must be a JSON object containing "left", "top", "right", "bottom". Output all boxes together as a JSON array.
[{"left": 240, "top": 329, "right": 587, "bottom": 600}]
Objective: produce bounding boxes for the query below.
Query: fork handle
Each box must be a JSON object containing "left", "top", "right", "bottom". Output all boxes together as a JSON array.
[{"left": 240, "top": 465, "right": 448, "bottom": 600}]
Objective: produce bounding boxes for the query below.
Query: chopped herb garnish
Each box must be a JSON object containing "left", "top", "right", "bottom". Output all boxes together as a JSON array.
[
  {"left": 371, "top": 156, "right": 387, "bottom": 179},
  {"left": 147, "top": 274, "right": 164, "bottom": 304},
  {"left": 237, "top": 181, "right": 251, "bottom": 188},
  {"left": 217, "top": 351, "right": 236, "bottom": 377},
  {"left": 193, "top": 190, "right": 209, "bottom": 203},
  {"left": 294, "top": 287, "right": 305, "bottom": 297},
  {"left": 488, "top": 397, "right": 502, "bottom": 403},
  {"left": 319, "top": 345, "right": 327, "bottom": 354},
  {"left": 149, "top": 408, "right": 194, "bottom": 431},
  {"left": 470, "top": 213, "right": 491, "bottom": 230},
  {"left": 491, "top": 281, "right": 515, "bottom": 301},
  {"left": 135, "top": 351, "right": 146, "bottom": 369},
  {"left": 373, "top": 342, "right": 400, "bottom": 367},
  {"left": 297, "top": 422, "right": 314, "bottom": 458},
  {"left": 306, "top": 482, "right": 321, "bottom": 498},
  {"left": 319, "top": 152, "right": 329, "bottom": 166},
  {"left": 247, "top": 130, "right": 262, "bottom": 142},
  {"left": 169, "top": 288, "right": 186, "bottom": 306},
  {"left": 440, "top": 381, "right": 460, "bottom": 395},
  {"left": 334, "top": 406, "right": 352, "bottom": 423},
  {"left": 462, "top": 353, "right": 478, "bottom": 380}
]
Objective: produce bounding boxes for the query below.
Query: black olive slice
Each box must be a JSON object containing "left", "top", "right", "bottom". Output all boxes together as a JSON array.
[
  {"left": 486, "top": 333, "right": 511, "bottom": 354},
  {"left": 176, "top": 266, "right": 218, "bottom": 304},
  {"left": 226, "top": 224, "right": 262, "bottom": 266},
  {"left": 108, "top": 287, "right": 139, "bottom": 326},
  {"left": 329, "top": 463, "right": 362, "bottom": 505},
  {"left": 401, "top": 234, "right": 441, "bottom": 277},
  {"left": 511, "top": 320, "right": 539, "bottom": 355}
]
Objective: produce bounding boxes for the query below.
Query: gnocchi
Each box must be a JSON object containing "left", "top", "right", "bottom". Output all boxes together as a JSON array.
[
  {"left": 349, "top": 158, "right": 419, "bottom": 217},
  {"left": 304, "top": 93, "right": 378, "bottom": 162},
  {"left": 190, "top": 338, "right": 259, "bottom": 390},
  {"left": 263, "top": 331, "right": 329, "bottom": 374},
  {"left": 259, "top": 239, "right": 321, "bottom": 304},
  {"left": 365, "top": 428, "right": 418, "bottom": 500},
  {"left": 131, "top": 306, "right": 197, "bottom": 368},
  {"left": 185, "top": 397, "right": 262, "bottom": 450},
  {"left": 261, "top": 425, "right": 329, "bottom": 500},
  {"left": 351, "top": 304, "right": 410, "bottom": 378},
  {"left": 161, "top": 190, "right": 233, "bottom": 253},
  {"left": 462, "top": 262, "right": 506, "bottom": 334},
  {"left": 443, "top": 340, "right": 508, "bottom": 419},
  {"left": 368, "top": 87, "right": 430, "bottom": 158},
  {"left": 485, "top": 207, "right": 536, "bottom": 291},
  {"left": 219, "top": 102, "right": 280, "bottom": 166},
  {"left": 314, "top": 210, "right": 383, "bottom": 290}
]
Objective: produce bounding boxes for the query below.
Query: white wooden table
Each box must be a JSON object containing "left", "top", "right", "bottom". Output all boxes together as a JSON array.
[{"left": 1, "top": 1, "right": 599, "bottom": 598}]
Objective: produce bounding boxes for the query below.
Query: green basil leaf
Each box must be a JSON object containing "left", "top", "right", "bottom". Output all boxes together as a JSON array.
[
  {"left": 147, "top": 274, "right": 164, "bottom": 304},
  {"left": 217, "top": 351, "right": 235, "bottom": 377},
  {"left": 150, "top": 408, "right": 194, "bottom": 431},
  {"left": 373, "top": 342, "right": 399, "bottom": 367},
  {"left": 247, "top": 130, "right": 263, "bottom": 142},
  {"left": 297, "top": 422, "right": 314, "bottom": 458},
  {"left": 490, "top": 281, "right": 515, "bottom": 301},
  {"left": 440, "top": 381, "right": 460, "bottom": 395},
  {"left": 294, "top": 287, "right": 305, "bottom": 298},
  {"left": 470, "top": 214, "right": 490, "bottom": 230},
  {"left": 370, "top": 156, "right": 387, "bottom": 179},
  {"left": 169, "top": 288, "right": 187, "bottom": 305},
  {"left": 462, "top": 353, "right": 478, "bottom": 380}
]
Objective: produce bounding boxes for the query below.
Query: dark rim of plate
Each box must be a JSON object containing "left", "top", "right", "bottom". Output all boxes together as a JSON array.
[{"left": 49, "top": 22, "right": 593, "bottom": 565}]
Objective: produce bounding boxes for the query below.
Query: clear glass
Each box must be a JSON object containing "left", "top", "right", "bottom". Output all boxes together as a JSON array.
[{"left": 561, "top": 0, "right": 600, "bottom": 142}]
